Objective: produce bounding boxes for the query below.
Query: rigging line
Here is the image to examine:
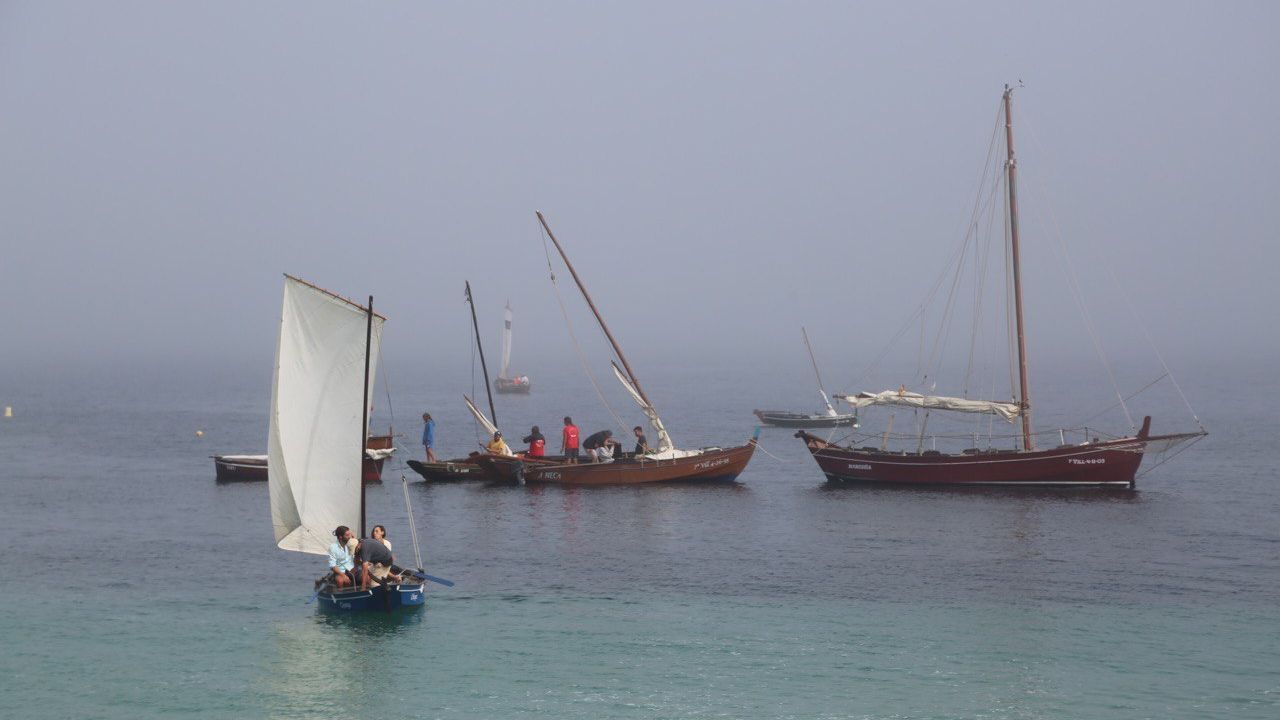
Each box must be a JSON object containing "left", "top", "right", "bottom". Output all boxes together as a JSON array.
[
  {"left": 842, "top": 107, "right": 1004, "bottom": 395},
  {"left": 1135, "top": 433, "right": 1206, "bottom": 478},
  {"left": 377, "top": 350, "right": 396, "bottom": 435},
  {"left": 1081, "top": 372, "right": 1169, "bottom": 424},
  {"left": 401, "top": 475, "right": 424, "bottom": 571},
  {"left": 924, "top": 105, "right": 1006, "bottom": 387},
  {"left": 469, "top": 313, "right": 483, "bottom": 449},
  {"left": 964, "top": 169, "right": 1004, "bottom": 396},
  {"left": 1102, "top": 261, "right": 1205, "bottom": 430},
  {"left": 1014, "top": 117, "right": 1134, "bottom": 432},
  {"left": 538, "top": 225, "right": 630, "bottom": 435}
]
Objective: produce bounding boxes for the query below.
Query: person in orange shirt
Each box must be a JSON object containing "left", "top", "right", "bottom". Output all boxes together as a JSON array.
[{"left": 561, "top": 416, "right": 580, "bottom": 463}]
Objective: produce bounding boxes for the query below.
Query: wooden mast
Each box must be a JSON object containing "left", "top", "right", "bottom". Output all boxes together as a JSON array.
[
  {"left": 801, "top": 326, "right": 831, "bottom": 408},
  {"left": 1003, "top": 85, "right": 1034, "bottom": 451},
  {"left": 536, "top": 210, "right": 656, "bottom": 410},
  {"left": 360, "top": 295, "right": 373, "bottom": 538},
  {"left": 464, "top": 281, "right": 499, "bottom": 427}
]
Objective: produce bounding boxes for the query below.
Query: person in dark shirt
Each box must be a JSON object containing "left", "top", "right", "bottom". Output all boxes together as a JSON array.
[
  {"left": 522, "top": 426, "right": 546, "bottom": 457},
  {"left": 582, "top": 429, "right": 619, "bottom": 463},
  {"left": 355, "top": 535, "right": 399, "bottom": 587},
  {"left": 633, "top": 426, "right": 650, "bottom": 455}
]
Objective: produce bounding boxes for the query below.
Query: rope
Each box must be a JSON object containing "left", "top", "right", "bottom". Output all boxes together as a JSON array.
[
  {"left": 401, "top": 474, "right": 424, "bottom": 571},
  {"left": 1103, "top": 261, "right": 1206, "bottom": 432},
  {"left": 1016, "top": 107, "right": 1136, "bottom": 431},
  {"left": 539, "top": 224, "right": 630, "bottom": 436}
]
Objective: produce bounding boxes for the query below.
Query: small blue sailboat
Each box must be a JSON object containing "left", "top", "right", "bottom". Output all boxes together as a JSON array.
[{"left": 268, "top": 275, "right": 442, "bottom": 612}]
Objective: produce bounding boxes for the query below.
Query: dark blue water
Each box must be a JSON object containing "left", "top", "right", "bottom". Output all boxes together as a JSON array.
[{"left": 1, "top": 358, "right": 1276, "bottom": 718}]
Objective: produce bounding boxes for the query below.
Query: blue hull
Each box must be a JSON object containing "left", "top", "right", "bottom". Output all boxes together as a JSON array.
[{"left": 317, "top": 582, "right": 426, "bottom": 613}]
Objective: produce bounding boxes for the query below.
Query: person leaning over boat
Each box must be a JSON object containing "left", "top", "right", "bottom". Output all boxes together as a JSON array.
[
  {"left": 421, "top": 412, "right": 437, "bottom": 462},
  {"left": 327, "top": 525, "right": 357, "bottom": 589},
  {"left": 562, "top": 416, "right": 580, "bottom": 463},
  {"left": 522, "top": 426, "right": 545, "bottom": 457},
  {"left": 633, "top": 426, "right": 650, "bottom": 455},
  {"left": 355, "top": 534, "right": 399, "bottom": 587},
  {"left": 486, "top": 431, "right": 513, "bottom": 456},
  {"left": 583, "top": 429, "right": 619, "bottom": 463}
]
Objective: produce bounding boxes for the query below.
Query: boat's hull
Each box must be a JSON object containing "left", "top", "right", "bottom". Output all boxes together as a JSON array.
[
  {"left": 212, "top": 455, "right": 268, "bottom": 482},
  {"left": 796, "top": 430, "right": 1148, "bottom": 488},
  {"left": 754, "top": 410, "right": 859, "bottom": 428},
  {"left": 214, "top": 434, "right": 394, "bottom": 483},
  {"left": 407, "top": 453, "right": 565, "bottom": 482},
  {"left": 407, "top": 457, "right": 492, "bottom": 482},
  {"left": 478, "top": 441, "right": 757, "bottom": 486},
  {"left": 495, "top": 378, "right": 531, "bottom": 394},
  {"left": 316, "top": 581, "right": 426, "bottom": 613}
]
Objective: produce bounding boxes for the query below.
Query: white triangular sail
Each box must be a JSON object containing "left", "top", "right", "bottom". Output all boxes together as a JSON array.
[
  {"left": 611, "top": 362, "right": 673, "bottom": 453},
  {"left": 835, "top": 389, "right": 1020, "bottom": 421},
  {"left": 463, "top": 394, "right": 499, "bottom": 437},
  {"left": 268, "top": 276, "right": 383, "bottom": 556},
  {"left": 500, "top": 302, "right": 513, "bottom": 378}
]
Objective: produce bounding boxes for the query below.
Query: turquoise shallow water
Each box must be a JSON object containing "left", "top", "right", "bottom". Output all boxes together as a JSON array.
[{"left": 1, "top": 361, "right": 1277, "bottom": 718}]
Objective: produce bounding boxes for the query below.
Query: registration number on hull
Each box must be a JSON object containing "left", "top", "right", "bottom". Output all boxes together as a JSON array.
[
  {"left": 1067, "top": 458, "right": 1105, "bottom": 465},
  {"left": 694, "top": 458, "right": 732, "bottom": 471}
]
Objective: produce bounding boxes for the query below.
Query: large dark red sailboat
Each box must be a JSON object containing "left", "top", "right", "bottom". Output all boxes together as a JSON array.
[{"left": 797, "top": 87, "right": 1205, "bottom": 488}]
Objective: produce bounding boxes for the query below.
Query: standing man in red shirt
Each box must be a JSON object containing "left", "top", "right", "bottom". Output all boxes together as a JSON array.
[{"left": 562, "top": 416, "right": 580, "bottom": 463}]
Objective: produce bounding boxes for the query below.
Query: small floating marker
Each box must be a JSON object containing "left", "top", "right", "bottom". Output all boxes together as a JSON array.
[
  {"left": 3, "top": 406, "right": 11, "bottom": 418},
  {"left": 195, "top": 429, "right": 204, "bottom": 437}
]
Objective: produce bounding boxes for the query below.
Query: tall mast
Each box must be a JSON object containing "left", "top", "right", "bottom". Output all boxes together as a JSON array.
[
  {"left": 536, "top": 210, "right": 654, "bottom": 410},
  {"left": 801, "top": 326, "right": 835, "bottom": 413},
  {"left": 1003, "top": 85, "right": 1034, "bottom": 451},
  {"left": 465, "top": 281, "right": 499, "bottom": 427},
  {"left": 360, "top": 295, "right": 373, "bottom": 538}
]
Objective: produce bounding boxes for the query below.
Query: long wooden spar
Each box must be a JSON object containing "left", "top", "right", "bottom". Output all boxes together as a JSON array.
[
  {"left": 535, "top": 211, "right": 656, "bottom": 411},
  {"left": 1003, "top": 85, "right": 1034, "bottom": 451}
]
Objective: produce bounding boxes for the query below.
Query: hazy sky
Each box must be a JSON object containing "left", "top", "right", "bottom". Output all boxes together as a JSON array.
[{"left": 2, "top": 1, "right": 1276, "bottom": 393}]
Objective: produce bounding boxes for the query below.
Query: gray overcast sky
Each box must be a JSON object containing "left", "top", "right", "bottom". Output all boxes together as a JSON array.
[{"left": 1, "top": 1, "right": 1276, "bottom": 390}]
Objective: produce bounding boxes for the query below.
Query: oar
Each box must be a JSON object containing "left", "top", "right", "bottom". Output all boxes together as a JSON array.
[{"left": 402, "top": 569, "right": 454, "bottom": 587}]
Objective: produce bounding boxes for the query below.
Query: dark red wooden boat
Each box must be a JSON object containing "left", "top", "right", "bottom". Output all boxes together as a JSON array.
[
  {"left": 515, "top": 211, "right": 758, "bottom": 486},
  {"left": 213, "top": 433, "right": 394, "bottom": 482},
  {"left": 476, "top": 441, "right": 757, "bottom": 486},
  {"left": 797, "top": 417, "right": 1202, "bottom": 488},
  {"left": 795, "top": 87, "right": 1204, "bottom": 488}
]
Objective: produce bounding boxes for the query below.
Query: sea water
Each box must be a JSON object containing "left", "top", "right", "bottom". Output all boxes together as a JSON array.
[{"left": 1, "top": 358, "right": 1275, "bottom": 719}]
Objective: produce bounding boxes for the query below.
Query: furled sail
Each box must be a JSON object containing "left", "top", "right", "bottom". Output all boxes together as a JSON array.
[
  {"left": 835, "top": 389, "right": 1021, "bottom": 421},
  {"left": 268, "top": 276, "right": 383, "bottom": 556},
  {"left": 500, "top": 303, "right": 513, "bottom": 378},
  {"left": 463, "top": 394, "right": 499, "bottom": 437},
  {"left": 610, "top": 361, "right": 673, "bottom": 453}
]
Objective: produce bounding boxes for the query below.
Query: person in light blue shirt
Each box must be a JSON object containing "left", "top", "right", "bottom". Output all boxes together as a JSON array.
[
  {"left": 328, "top": 525, "right": 356, "bottom": 588},
  {"left": 422, "top": 412, "right": 437, "bottom": 462}
]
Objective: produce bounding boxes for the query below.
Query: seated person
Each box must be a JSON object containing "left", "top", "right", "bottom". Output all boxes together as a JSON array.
[
  {"left": 327, "top": 525, "right": 356, "bottom": 588},
  {"left": 486, "top": 431, "right": 513, "bottom": 456},
  {"left": 354, "top": 535, "right": 399, "bottom": 587},
  {"left": 582, "top": 429, "right": 619, "bottom": 463},
  {"left": 633, "top": 426, "right": 650, "bottom": 455}
]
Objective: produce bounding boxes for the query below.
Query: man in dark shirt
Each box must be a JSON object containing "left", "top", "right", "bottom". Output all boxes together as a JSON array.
[
  {"left": 355, "top": 536, "right": 398, "bottom": 587},
  {"left": 582, "top": 429, "right": 618, "bottom": 463},
  {"left": 633, "top": 426, "right": 650, "bottom": 455}
]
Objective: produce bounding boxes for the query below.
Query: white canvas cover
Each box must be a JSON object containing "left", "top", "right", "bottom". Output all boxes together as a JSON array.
[
  {"left": 610, "top": 362, "right": 674, "bottom": 453},
  {"left": 835, "top": 389, "right": 1021, "bottom": 421},
  {"left": 462, "top": 394, "right": 499, "bottom": 437},
  {"left": 268, "top": 276, "right": 383, "bottom": 556},
  {"left": 500, "top": 303, "right": 513, "bottom": 378}
]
